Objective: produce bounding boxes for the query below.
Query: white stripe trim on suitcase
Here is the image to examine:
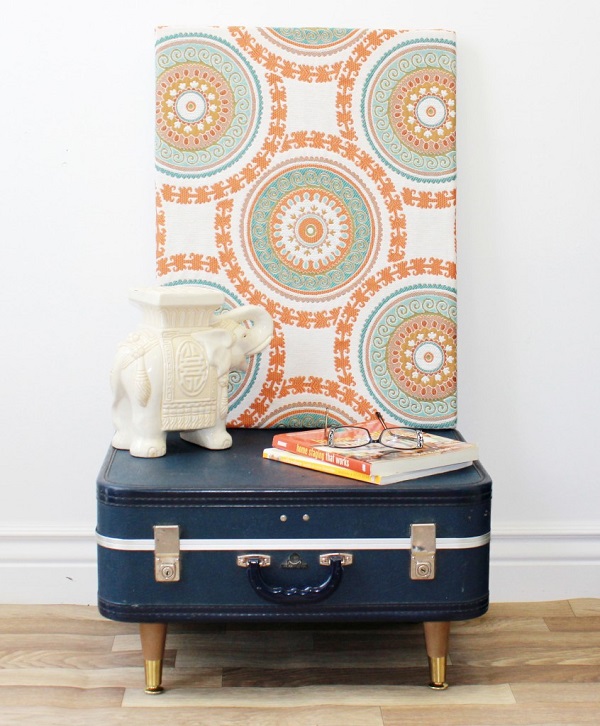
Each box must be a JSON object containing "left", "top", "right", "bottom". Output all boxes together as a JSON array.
[{"left": 96, "top": 533, "right": 490, "bottom": 552}]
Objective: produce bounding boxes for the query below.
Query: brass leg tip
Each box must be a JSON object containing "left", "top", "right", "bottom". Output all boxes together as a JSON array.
[
  {"left": 428, "top": 656, "right": 448, "bottom": 690},
  {"left": 144, "top": 659, "right": 164, "bottom": 694},
  {"left": 144, "top": 685, "right": 165, "bottom": 695}
]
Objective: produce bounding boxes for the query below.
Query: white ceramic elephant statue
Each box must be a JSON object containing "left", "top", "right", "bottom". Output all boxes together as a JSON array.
[{"left": 111, "top": 286, "right": 273, "bottom": 457}]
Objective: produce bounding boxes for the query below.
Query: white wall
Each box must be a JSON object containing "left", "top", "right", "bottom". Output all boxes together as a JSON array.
[{"left": 1, "top": 0, "right": 599, "bottom": 603}]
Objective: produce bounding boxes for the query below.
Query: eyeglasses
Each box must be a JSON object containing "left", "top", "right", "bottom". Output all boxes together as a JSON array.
[{"left": 324, "top": 410, "right": 424, "bottom": 451}]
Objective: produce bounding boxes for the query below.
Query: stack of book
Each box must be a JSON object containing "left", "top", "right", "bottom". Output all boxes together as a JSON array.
[{"left": 263, "top": 419, "right": 478, "bottom": 485}]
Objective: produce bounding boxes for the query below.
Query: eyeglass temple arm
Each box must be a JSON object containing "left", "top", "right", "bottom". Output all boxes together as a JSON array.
[{"left": 375, "top": 411, "right": 388, "bottom": 429}]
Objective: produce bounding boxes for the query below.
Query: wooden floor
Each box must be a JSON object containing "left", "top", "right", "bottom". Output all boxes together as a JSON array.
[{"left": 0, "top": 600, "right": 599, "bottom": 725}]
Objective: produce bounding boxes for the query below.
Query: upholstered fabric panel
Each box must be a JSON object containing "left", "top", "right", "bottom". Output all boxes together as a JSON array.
[{"left": 155, "top": 27, "right": 457, "bottom": 428}]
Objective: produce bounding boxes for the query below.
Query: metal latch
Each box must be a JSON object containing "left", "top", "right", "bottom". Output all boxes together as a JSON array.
[
  {"left": 319, "top": 552, "right": 354, "bottom": 567},
  {"left": 237, "top": 554, "right": 272, "bottom": 568},
  {"left": 154, "top": 525, "right": 181, "bottom": 582},
  {"left": 410, "top": 523, "right": 436, "bottom": 580}
]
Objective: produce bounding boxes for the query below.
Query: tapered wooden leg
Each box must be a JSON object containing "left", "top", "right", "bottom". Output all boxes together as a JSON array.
[
  {"left": 139, "top": 622, "right": 167, "bottom": 694},
  {"left": 423, "top": 620, "right": 450, "bottom": 690}
]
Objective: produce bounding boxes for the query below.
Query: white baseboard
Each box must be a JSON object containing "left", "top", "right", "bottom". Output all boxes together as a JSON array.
[
  {"left": 490, "top": 523, "right": 600, "bottom": 602},
  {"left": 0, "top": 527, "right": 98, "bottom": 605},
  {"left": 0, "top": 524, "right": 599, "bottom": 604}
]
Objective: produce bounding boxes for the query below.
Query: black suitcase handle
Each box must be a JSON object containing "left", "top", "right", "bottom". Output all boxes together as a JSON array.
[{"left": 242, "top": 554, "right": 350, "bottom": 605}]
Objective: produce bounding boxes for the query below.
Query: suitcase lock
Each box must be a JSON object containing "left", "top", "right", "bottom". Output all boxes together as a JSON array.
[
  {"left": 410, "top": 523, "right": 436, "bottom": 580},
  {"left": 154, "top": 525, "right": 181, "bottom": 583}
]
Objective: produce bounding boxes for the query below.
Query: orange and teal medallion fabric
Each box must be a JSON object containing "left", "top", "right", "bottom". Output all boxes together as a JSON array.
[{"left": 155, "top": 27, "right": 457, "bottom": 429}]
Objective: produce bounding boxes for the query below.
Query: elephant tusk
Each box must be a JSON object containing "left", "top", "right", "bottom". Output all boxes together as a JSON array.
[{"left": 243, "top": 336, "right": 273, "bottom": 358}]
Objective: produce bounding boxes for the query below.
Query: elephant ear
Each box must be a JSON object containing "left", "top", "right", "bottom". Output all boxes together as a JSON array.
[
  {"left": 213, "top": 318, "right": 239, "bottom": 336},
  {"left": 134, "top": 359, "right": 152, "bottom": 407}
]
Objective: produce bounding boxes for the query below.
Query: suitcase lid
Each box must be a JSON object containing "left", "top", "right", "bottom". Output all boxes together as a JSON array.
[{"left": 97, "top": 429, "right": 491, "bottom": 507}]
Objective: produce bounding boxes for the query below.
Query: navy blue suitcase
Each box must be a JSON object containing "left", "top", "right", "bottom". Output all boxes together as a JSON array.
[{"left": 97, "top": 428, "right": 491, "bottom": 692}]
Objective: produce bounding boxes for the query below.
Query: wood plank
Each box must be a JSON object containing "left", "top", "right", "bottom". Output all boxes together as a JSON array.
[
  {"left": 450, "top": 648, "right": 600, "bottom": 668},
  {"left": 222, "top": 666, "right": 430, "bottom": 688},
  {"left": 570, "top": 599, "right": 600, "bottom": 617},
  {"left": 221, "top": 663, "right": 600, "bottom": 687},
  {"left": 312, "top": 629, "right": 586, "bottom": 653},
  {"left": 449, "top": 631, "right": 600, "bottom": 666},
  {"left": 176, "top": 645, "right": 428, "bottom": 669},
  {"left": 0, "top": 666, "right": 220, "bottom": 689},
  {"left": 0, "top": 649, "right": 175, "bottom": 670},
  {"left": 0, "top": 685, "right": 124, "bottom": 708},
  {"left": 0, "top": 605, "right": 136, "bottom": 635},
  {"left": 382, "top": 703, "right": 600, "bottom": 725},
  {"left": 511, "top": 683, "right": 600, "bottom": 703},
  {"left": 312, "top": 633, "right": 426, "bottom": 651},
  {"left": 445, "top": 664, "right": 600, "bottom": 685},
  {"left": 452, "top": 616, "right": 549, "bottom": 633},
  {"left": 0, "top": 605, "right": 105, "bottom": 621},
  {"left": 0, "top": 634, "right": 116, "bottom": 652},
  {"left": 0, "top": 606, "right": 223, "bottom": 636},
  {"left": 122, "top": 684, "right": 515, "bottom": 708},
  {"left": 113, "top": 631, "right": 313, "bottom": 653},
  {"left": 226, "top": 617, "right": 549, "bottom": 634},
  {"left": 487, "top": 601, "right": 575, "bottom": 618},
  {"left": 0, "top": 706, "right": 385, "bottom": 726},
  {"left": 545, "top": 616, "right": 600, "bottom": 632}
]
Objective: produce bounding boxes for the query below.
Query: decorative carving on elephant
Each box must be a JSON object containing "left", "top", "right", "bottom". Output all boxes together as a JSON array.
[{"left": 111, "top": 286, "right": 273, "bottom": 457}]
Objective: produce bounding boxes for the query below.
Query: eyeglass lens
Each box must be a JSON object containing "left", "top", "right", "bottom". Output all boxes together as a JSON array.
[{"left": 329, "top": 426, "right": 422, "bottom": 450}]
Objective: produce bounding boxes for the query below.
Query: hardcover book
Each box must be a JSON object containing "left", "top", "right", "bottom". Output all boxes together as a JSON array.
[
  {"left": 263, "top": 446, "right": 470, "bottom": 485},
  {"left": 270, "top": 420, "right": 477, "bottom": 478}
]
